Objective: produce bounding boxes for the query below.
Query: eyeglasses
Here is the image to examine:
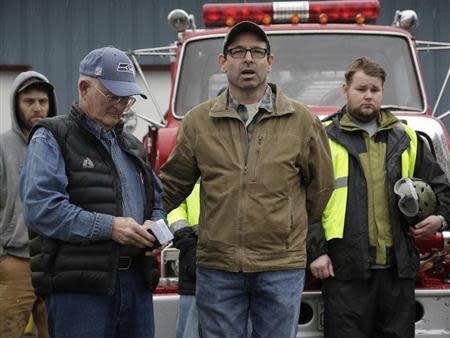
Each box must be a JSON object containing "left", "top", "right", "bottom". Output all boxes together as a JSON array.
[
  {"left": 94, "top": 86, "right": 136, "bottom": 112},
  {"left": 226, "top": 47, "right": 268, "bottom": 59}
]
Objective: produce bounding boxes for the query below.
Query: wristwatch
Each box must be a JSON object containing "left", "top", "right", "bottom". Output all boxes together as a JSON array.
[{"left": 437, "top": 215, "right": 449, "bottom": 231}]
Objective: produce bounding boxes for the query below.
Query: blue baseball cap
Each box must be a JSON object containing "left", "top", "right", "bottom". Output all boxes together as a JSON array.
[{"left": 79, "top": 46, "right": 147, "bottom": 98}]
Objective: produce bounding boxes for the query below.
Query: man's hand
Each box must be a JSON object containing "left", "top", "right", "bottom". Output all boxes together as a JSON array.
[
  {"left": 409, "top": 215, "right": 442, "bottom": 238},
  {"left": 172, "top": 226, "right": 198, "bottom": 278},
  {"left": 310, "top": 254, "right": 335, "bottom": 279},
  {"left": 111, "top": 217, "right": 155, "bottom": 248},
  {"left": 143, "top": 220, "right": 166, "bottom": 255}
]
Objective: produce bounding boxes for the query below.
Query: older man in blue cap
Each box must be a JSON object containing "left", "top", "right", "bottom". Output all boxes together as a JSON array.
[{"left": 19, "top": 46, "right": 165, "bottom": 338}]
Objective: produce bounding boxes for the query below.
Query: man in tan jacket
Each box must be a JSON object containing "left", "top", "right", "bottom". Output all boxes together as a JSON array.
[{"left": 160, "top": 21, "right": 334, "bottom": 338}]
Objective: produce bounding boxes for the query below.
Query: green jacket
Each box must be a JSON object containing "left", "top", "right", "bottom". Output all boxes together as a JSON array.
[
  {"left": 161, "top": 84, "right": 334, "bottom": 272},
  {"left": 322, "top": 111, "right": 417, "bottom": 265},
  {"left": 308, "top": 107, "right": 450, "bottom": 279}
]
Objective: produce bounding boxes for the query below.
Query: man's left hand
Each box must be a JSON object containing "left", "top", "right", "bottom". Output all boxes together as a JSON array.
[{"left": 409, "top": 215, "right": 442, "bottom": 238}]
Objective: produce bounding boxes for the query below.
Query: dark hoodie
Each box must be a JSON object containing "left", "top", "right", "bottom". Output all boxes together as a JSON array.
[{"left": 0, "top": 71, "right": 57, "bottom": 259}]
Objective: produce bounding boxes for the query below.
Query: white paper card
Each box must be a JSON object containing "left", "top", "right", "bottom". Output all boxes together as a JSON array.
[{"left": 148, "top": 219, "right": 173, "bottom": 245}]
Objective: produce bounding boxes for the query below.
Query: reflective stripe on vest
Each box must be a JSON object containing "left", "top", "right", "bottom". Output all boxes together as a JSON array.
[
  {"left": 401, "top": 124, "right": 418, "bottom": 178},
  {"left": 321, "top": 122, "right": 417, "bottom": 240}
]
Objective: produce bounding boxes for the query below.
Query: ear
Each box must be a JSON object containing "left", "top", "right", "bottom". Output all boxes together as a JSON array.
[
  {"left": 218, "top": 54, "right": 227, "bottom": 73},
  {"left": 79, "top": 79, "right": 90, "bottom": 101},
  {"left": 342, "top": 83, "right": 348, "bottom": 95},
  {"left": 267, "top": 54, "right": 274, "bottom": 72}
]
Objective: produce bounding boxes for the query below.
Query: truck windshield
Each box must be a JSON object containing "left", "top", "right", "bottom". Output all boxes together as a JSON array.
[{"left": 175, "top": 32, "right": 423, "bottom": 117}]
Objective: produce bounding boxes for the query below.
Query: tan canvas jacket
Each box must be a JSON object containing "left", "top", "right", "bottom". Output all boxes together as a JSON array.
[{"left": 161, "top": 84, "right": 333, "bottom": 272}]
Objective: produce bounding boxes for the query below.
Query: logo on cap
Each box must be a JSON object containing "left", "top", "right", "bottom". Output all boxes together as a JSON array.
[
  {"left": 117, "top": 63, "right": 134, "bottom": 74},
  {"left": 94, "top": 67, "right": 103, "bottom": 76}
]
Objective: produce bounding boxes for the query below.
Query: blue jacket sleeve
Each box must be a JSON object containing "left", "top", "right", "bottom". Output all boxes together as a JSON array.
[
  {"left": 150, "top": 171, "right": 167, "bottom": 221},
  {"left": 19, "top": 127, "right": 113, "bottom": 242}
]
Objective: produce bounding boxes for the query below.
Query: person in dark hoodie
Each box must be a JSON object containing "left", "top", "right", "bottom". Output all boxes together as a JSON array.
[{"left": 0, "top": 71, "right": 56, "bottom": 338}]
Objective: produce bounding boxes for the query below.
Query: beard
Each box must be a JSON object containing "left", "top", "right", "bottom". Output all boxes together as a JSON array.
[
  {"left": 18, "top": 112, "right": 45, "bottom": 134},
  {"left": 346, "top": 104, "right": 380, "bottom": 123}
]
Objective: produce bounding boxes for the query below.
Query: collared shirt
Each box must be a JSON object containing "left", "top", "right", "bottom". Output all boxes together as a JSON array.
[
  {"left": 228, "top": 85, "right": 274, "bottom": 141},
  {"left": 19, "top": 114, "right": 165, "bottom": 243}
]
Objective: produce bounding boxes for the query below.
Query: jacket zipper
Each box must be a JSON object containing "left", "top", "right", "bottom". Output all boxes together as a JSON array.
[
  {"left": 252, "top": 135, "right": 263, "bottom": 181},
  {"left": 238, "top": 121, "right": 249, "bottom": 271}
]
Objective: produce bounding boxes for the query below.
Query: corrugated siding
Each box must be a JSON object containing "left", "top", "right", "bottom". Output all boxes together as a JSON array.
[
  {"left": 1, "top": 0, "right": 449, "bottom": 127},
  {"left": 379, "top": 0, "right": 450, "bottom": 126}
]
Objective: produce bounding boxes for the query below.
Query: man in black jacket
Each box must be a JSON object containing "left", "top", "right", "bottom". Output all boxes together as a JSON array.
[
  {"left": 167, "top": 184, "right": 201, "bottom": 338},
  {"left": 20, "top": 46, "right": 165, "bottom": 338},
  {"left": 308, "top": 57, "right": 450, "bottom": 338}
]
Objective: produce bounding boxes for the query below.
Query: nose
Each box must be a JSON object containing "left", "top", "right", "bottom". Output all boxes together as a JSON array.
[
  {"left": 363, "top": 90, "right": 373, "bottom": 100},
  {"left": 32, "top": 101, "right": 44, "bottom": 112},
  {"left": 243, "top": 50, "right": 254, "bottom": 62}
]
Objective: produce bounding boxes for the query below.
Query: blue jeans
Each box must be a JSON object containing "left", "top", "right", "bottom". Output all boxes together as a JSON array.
[
  {"left": 175, "top": 295, "right": 201, "bottom": 338},
  {"left": 196, "top": 267, "right": 305, "bottom": 338},
  {"left": 45, "top": 266, "right": 154, "bottom": 338}
]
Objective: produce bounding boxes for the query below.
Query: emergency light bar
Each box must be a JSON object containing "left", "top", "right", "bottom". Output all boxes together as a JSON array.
[{"left": 203, "top": 0, "right": 380, "bottom": 27}]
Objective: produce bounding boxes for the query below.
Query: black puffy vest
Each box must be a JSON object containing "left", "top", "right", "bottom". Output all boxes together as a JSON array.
[{"left": 28, "top": 105, "right": 156, "bottom": 295}]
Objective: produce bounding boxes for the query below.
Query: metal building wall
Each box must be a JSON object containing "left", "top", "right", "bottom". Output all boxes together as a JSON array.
[
  {"left": 1, "top": 0, "right": 449, "bottom": 125},
  {"left": 379, "top": 0, "right": 450, "bottom": 125}
]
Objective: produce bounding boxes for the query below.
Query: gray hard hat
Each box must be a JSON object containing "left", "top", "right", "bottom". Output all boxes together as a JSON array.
[{"left": 394, "top": 178, "right": 436, "bottom": 222}]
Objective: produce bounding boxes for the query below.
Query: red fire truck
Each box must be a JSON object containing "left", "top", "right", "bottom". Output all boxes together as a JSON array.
[{"left": 128, "top": 1, "right": 450, "bottom": 336}]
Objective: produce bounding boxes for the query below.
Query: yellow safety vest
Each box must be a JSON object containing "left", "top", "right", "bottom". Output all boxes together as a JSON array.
[
  {"left": 321, "top": 122, "right": 417, "bottom": 240},
  {"left": 167, "top": 183, "right": 200, "bottom": 226}
]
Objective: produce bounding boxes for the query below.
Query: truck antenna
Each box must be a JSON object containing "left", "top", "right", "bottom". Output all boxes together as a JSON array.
[{"left": 129, "top": 53, "right": 167, "bottom": 127}]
